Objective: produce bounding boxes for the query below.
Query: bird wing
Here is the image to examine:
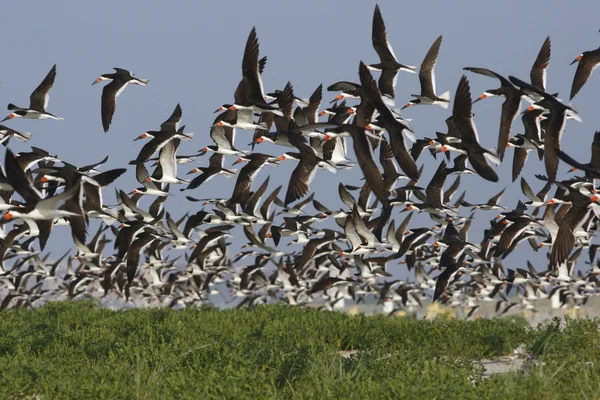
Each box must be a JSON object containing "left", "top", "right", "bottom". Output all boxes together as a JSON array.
[
  {"left": 101, "top": 79, "right": 129, "bottom": 132},
  {"left": 419, "top": 35, "right": 443, "bottom": 97},
  {"left": 570, "top": 51, "right": 600, "bottom": 100},
  {"left": 30, "top": 64, "right": 57, "bottom": 111},
  {"left": 160, "top": 103, "right": 182, "bottom": 131},
  {"left": 530, "top": 36, "right": 551, "bottom": 91},
  {"left": 371, "top": 4, "right": 397, "bottom": 63}
]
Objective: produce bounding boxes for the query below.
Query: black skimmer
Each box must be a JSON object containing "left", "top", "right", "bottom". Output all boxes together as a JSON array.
[
  {"left": 182, "top": 153, "right": 236, "bottom": 192},
  {"left": 148, "top": 139, "right": 188, "bottom": 185},
  {"left": 550, "top": 186, "right": 600, "bottom": 267},
  {"left": 2, "top": 149, "right": 80, "bottom": 250},
  {"left": 201, "top": 122, "right": 244, "bottom": 156},
  {"left": 2, "top": 64, "right": 63, "bottom": 122},
  {"left": 229, "top": 153, "right": 281, "bottom": 208},
  {"left": 308, "top": 275, "right": 355, "bottom": 295},
  {"left": 520, "top": 178, "right": 556, "bottom": 209},
  {"left": 446, "top": 154, "right": 475, "bottom": 175},
  {"left": 323, "top": 124, "right": 390, "bottom": 208},
  {"left": 379, "top": 140, "right": 407, "bottom": 192},
  {"left": 509, "top": 75, "right": 581, "bottom": 181},
  {"left": 359, "top": 62, "right": 420, "bottom": 182},
  {"left": 279, "top": 149, "right": 337, "bottom": 206},
  {"left": 462, "top": 188, "right": 506, "bottom": 211},
  {"left": 92, "top": 68, "right": 149, "bottom": 132},
  {"left": 369, "top": 4, "right": 416, "bottom": 101},
  {"left": 292, "top": 84, "right": 323, "bottom": 127},
  {"left": 229, "top": 27, "right": 282, "bottom": 116},
  {"left": 508, "top": 108, "right": 545, "bottom": 182},
  {"left": 451, "top": 75, "right": 500, "bottom": 182},
  {"left": 132, "top": 163, "right": 169, "bottom": 197},
  {"left": 403, "top": 161, "right": 452, "bottom": 215},
  {"left": 130, "top": 104, "right": 190, "bottom": 163},
  {"left": 464, "top": 67, "right": 523, "bottom": 161},
  {"left": 402, "top": 36, "right": 450, "bottom": 110},
  {"left": 570, "top": 34, "right": 600, "bottom": 100}
]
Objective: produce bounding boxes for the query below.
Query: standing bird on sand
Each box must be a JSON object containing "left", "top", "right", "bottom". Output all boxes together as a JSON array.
[
  {"left": 92, "top": 68, "right": 150, "bottom": 132},
  {"left": 2, "top": 64, "right": 63, "bottom": 122}
]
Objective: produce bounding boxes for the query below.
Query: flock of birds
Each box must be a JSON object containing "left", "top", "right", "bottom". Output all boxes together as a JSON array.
[{"left": 1, "top": 5, "right": 600, "bottom": 316}]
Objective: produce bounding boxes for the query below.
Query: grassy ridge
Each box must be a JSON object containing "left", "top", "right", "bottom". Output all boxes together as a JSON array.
[{"left": 0, "top": 302, "right": 599, "bottom": 399}]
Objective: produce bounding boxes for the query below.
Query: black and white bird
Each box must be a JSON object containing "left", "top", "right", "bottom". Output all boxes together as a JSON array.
[
  {"left": 92, "top": 68, "right": 150, "bottom": 132},
  {"left": 2, "top": 64, "right": 63, "bottom": 122}
]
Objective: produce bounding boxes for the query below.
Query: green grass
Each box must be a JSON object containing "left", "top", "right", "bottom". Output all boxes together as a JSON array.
[{"left": 0, "top": 302, "right": 599, "bottom": 399}]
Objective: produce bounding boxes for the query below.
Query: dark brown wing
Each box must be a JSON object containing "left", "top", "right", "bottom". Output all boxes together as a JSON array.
[
  {"left": 284, "top": 157, "right": 317, "bottom": 206},
  {"left": 135, "top": 137, "right": 164, "bottom": 163},
  {"left": 348, "top": 126, "right": 390, "bottom": 208},
  {"left": 4, "top": 148, "right": 42, "bottom": 203},
  {"left": 550, "top": 225, "right": 576, "bottom": 267},
  {"left": 443, "top": 175, "right": 461, "bottom": 204},
  {"left": 497, "top": 94, "right": 521, "bottom": 161},
  {"left": 425, "top": 161, "right": 447, "bottom": 208},
  {"left": 387, "top": 124, "right": 420, "bottom": 182},
  {"left": 419, "top": 35, "right": 443, "bottom": 97},
  {"left": 230, "top": 159, "right": 267, "bottom": 208},
  {"left": 433, "top": 263, "right": 459, "bottom": 301},
  {"left": 378, "top": 69, "right": 398, "bottom": 99},
  {"left": 530, "top": 36, "right": 551, "bottom": 91},
  {"left": 160, "top": 103, "right": 182, "bottom": 132},
  {"left": 359, "top": 62, "right": 418, "bottom": 181},
  {"left": 570, "top": 51, "right": 600, "bottom": 100},
  {"left": 543, "top": 118, "right": 561, "bottom": 181},
  {"left": 371, "top": 4, "right": 396, "bottom": 63},
  {"left": 208, "top": 153, "right": 225, "bottom": 169},
  {"left": 379, "top": 139, "right": 398, "bottom": 177},
  {"left": 241, "top": 27, "right": 264, "bottom": 102},
  {"left": 245, "top": 176, "right": 270, "bottom": 215},
  {"left": 101, "top": 80, "right": 126, "bottom": 132},
  {"left": 30, "top": 64, "right": 57, "bottom": 111},
  {"left": 590, "top": 131, "right": 600, "bottom": 168},
  {"left": 512, "top": 147, "right": 528, "bottom": 182},
  {"left": 452, "top": 75, "right": 473, "bottom": 126},
  {"left": 463, "top": 67, "right": 512, "bottom": 87},
  {"left": 468, "top": 147, "right": 499, "bottom": 183},
  {"left": 487, "top": 188, "right": 505, "bottom": 206}
]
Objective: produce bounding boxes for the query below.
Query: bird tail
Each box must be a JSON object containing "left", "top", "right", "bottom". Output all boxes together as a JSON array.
[
  {"left": 15, "top": 132, "right": 32, "bottom": 142},
  {"left": 439, "top": 91, "right": 451, "bottom": 108},
  {"left": 484, "top": 149, "right": 502, "bottom": 165}
]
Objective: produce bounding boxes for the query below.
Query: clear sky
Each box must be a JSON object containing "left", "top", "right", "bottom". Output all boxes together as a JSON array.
[{"left": 2, "top": 0, "right": 600, "bottom": 279}]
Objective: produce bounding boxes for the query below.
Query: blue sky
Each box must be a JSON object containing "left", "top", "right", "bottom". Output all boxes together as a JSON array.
[{"left": 2, "top": 0, "right": 600, "bottom": 277}]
